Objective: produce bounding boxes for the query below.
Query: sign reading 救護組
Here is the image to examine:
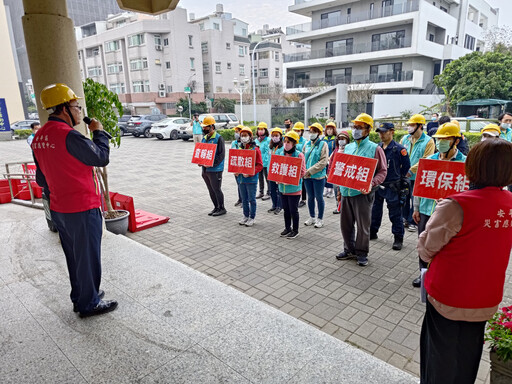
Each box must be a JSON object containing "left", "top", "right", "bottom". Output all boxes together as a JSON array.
[
  {"left": 191, "top": 143, "right": 217, "bottom": 167},
  {"left": 327, "top": 152, "right": 378, "bottom": 192},
  {"left": 413, "top": 159, "right": 469, "bottom": 200},
  {"left": 0, "top": 98, "right": 11, "bottom": 132},
  {"left": 268, "top": 155, "right": 303, "bottom": 186}
]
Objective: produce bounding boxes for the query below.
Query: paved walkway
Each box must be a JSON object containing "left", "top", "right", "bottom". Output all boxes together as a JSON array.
[{"left": 3, "top": 136, "right": 510, "bottom": 383}]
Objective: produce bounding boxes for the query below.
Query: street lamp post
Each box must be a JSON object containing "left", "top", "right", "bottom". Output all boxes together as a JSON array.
[
  {"left": 233, "top": 77, "right": 249, "bottom": 124},
  {"left": 186, "top": 73, "right": 196, "bottom": 119},
  {"left": 250, "top": 39, "right": 269, "bottom": 125}
]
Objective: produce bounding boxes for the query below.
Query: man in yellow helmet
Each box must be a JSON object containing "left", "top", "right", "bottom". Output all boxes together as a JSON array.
[
  {"left": 32, "top": 83, "right": 117, "bottom": 318},
  {"left": 481, "top": 124, "right": 501, "bottom": 141}
]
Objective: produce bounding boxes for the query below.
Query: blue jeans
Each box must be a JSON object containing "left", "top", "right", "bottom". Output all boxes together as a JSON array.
[
  {"left": 234, "top": 175, "right": 241, "bottom": 202},
  {"left": 268, "top": 180, "right": 282, "bottom": 209},
  {"left": 240, "top": 182, "right": 257, "bottom": 219},
  {"left": 304, "top": 178, "right": 326, "bottom": 220}
]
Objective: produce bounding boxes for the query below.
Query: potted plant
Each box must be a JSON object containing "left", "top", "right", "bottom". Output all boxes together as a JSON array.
[
  {"left": 485, "top": 304, "right": 512, "bottom": 383},
  {"left": 83, "top": 78, "right": 129, "bottom": 235}
]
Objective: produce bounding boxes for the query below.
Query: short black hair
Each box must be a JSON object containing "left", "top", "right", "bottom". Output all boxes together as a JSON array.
[
  {"left": 30, "top": 122, "right": 40, "bottom": 129},
  {"left": 498, "top": 112, "right": 512, "bottom": 122},
  {"left": 438, "top": 116, "right": 451, "bottom": 125}
]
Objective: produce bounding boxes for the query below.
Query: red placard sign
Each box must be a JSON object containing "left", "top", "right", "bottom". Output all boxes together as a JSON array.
[
  {"left": 413, "top": 159, "right": 469, "bottom": 200},
  {"left": 268, "top": 155, "right": 302, "bottom": 186},
  {"left": 228, "top": 149, "right": 256, "bottom": 175},
  {"left": 327, "top": 152, "right": 378, "bottom": 192},
  {"left": 191, "top": 143, "right": 217, "bottom": 167}
]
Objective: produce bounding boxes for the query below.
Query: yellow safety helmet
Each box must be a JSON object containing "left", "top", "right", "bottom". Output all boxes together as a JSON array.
[
  {"left": 352, "top": 113, "right": 374, "bottom": 129},
  {"left": 481, "top": 124, "right": 501, "bottom": 137},
  {"left": 233, "top": 124, "right": 243, "bottom": 131},
  {"left": 284, "top": 130, "right": 300, "bottom": 143},
  {"left": 407, "top": 114, "right": 426, "bottom": 125},
  {"left": 451, "top": 119, "right": 460, "bottom": 128},
  {"left": 326, "top": 121, "right": 336, "bottom": 129},
  {"left": 292, "top": 122, "right": 305, "bottom": 131},
  {"left": 40, "top": 83, "right": 81, "bottom": 110},
  {"left": 240, "top": 126, "right": 253, "bottom": 136},
  {"left": 257, "top": 122, "right": 268, "bottom": 129},
  {"left": 201, "top": 115, "right": 216, "bottom": 127},
  {"left": 308, "top": 122, "right": 324, "bottom": 135},
  {"left": 271, "top": 127, "right": 283, "bottom": 136},
  {"left": 432, "top": 122, "right": 461, "bottom": 138}
]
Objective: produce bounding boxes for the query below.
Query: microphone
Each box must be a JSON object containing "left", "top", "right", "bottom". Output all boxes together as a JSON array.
[{"left": 83, "top": 116, "right": 112, "bottom": 139}]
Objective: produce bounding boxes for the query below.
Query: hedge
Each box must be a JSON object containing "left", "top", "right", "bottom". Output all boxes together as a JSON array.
[{"left": 14, "top": 129, "right": 32, "bottom": 139}]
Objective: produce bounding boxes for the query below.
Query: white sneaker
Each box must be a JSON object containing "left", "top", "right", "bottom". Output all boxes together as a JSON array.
[
  {"left": 323, "top": 188, "right": 328, "bottom": 197},
  {"left": 304, "top": 217, "right": 316, "bottom": 226},
  {"left": 314, "top": 219, "right": 324, "bottom": 228},
  {"left": 327, "top": 189, "right": 335, "bottom": 198},
  {"left": 239, "top": 217, "right": 249, "bottom": 225},
  {"left": 245, "top": 218, "right": 255, "bottom": 227}
]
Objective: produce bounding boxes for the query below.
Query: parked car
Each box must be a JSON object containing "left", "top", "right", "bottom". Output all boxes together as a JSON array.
[
  {"left": 10, "top": 120, "right": 39, "bottom": 136},
  {"left": 149, "top": 117, "right": 193, "bottom": 140},
  {"left": 198, "top": 113, "right": 239, "bottom": 129},
  {"left": 117, "top": 115, "right": 132, "bottom": 136},
  {"left": 126, "top": 114, "right": 167, "bottom": 137}
]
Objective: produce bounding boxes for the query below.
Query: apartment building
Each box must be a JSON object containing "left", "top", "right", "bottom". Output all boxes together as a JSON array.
[
  {"left": 190, "top": 4, "right": 251, "bottom": 100},
  {"left": 76, "top": 8, "right": 204, "bottom": 115},
  {"left": 284, "top": 0, "right": 498, "bottom": 95}
]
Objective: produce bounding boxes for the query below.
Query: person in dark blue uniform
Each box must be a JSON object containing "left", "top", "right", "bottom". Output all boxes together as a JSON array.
[{"left": 370, "top": 122, "right": 411, "bottom": 250}]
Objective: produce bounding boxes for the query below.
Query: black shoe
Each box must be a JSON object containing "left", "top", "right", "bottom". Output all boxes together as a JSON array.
[
  {"left": 234, "top": 200, "right": 242, "bottom": 207},
  {"left": 212, "top": 208, "right": 227, "bottom": 216},
  {"left": 286, "top": 231, "right": 299, "bottom": 239},
  {"left": 268, "top": 207, "right": 276, "bottom": 213},
  {"left": 273, "top": 208, "right": 282, "bottom": 215},
  {"left": 79, "top": 299, "right": 118, "bottom": 318},
  {"left": 370, "top": 232, "right": 378, "bottom": 240},
  {"left": 357, "top": 255, "right": 369, "bottom": 267},
  {"left": 336, "top": 251, "right": 356, "bottom": 261},
  {"left": 412, "top": 277, "right": 421, "bottom": 288},
  {"left": 392, "top": 237, "right": 403, "bottom": 251},
  {"left": 403, "top": 220, "right": 409, "bottom": 228},
  {"left": 280, "top": 228, "right": 291, "bottom": 237},
  {"left": 333, "top": 209, "right": 340, "bottom": 214},
  {"left": 298, "top": 200, "right": 306, "bottom": 208},
  {"left": 208, "top": 208, "right": 219, "bottom": 216},
  {"left": 73, "top": 290, "right": 105, "bottom": 313},
  {"left": 262, "top": 195, "right": 270, "bottom": 201},
  {"left": 256, "top": 193, "right": 264, "bottom": 199}
]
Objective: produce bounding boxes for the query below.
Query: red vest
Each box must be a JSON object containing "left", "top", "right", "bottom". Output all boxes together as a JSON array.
[
  {"left": 32, "top": 120, "right": 101, "bottom": 213},
  {"left": 425, "top": 187, "right": 512, "bottom": 308}
]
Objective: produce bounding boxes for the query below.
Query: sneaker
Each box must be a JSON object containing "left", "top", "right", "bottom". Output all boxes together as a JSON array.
[
  {"left": 298, "top": 200, "right": 306, "bottom": 208},
  {"left": 314, "top": 219, "right": 324, "bottom": 228},
  {"left": 280, "top": 228, "right": 292, "bottom": 237},
  {"left": 208, "top": 208, "right": 219, "bottom": 216},
  {"left": 245, "top": 218, "right": 255, "bottom": 227},
  {"left": 262, "top": 195, "right": 270, "bottom": 201},
  {"left": 211, "top": 208, "right": 227, "bottom": 216},
  {"left": 273, "top": 208, "right": 282, "bottom": 215},
  {"left": 357, "top": 255, "right": 369, "bottom": 267},
  {"left": 286, "top": 231, "right": 299, "bottom": 239},
  {"left": 333, "top": 209, "right": 340, "bottom": 214},
  {"left": 304, "top": 217, "right": 316, "bottom": 226},
  {"left": 256, "top": 193, "right": 264, "bottom": 199},
  {"left": 234, "top": 200, "right": 242, "bottom": 207},
  {"left": 392, "top": 237, "right": 403, "bottom": 251},
  {"left": 327, "top": 190, "right": 335, "bottom": 198},
  {"left": 407, "top": 224, "right": 417, "bottom": 233},
  {"left": 268, "top": 207, "right": 276, "bottom": 213},
  {"left": 336, "top": 251, "right": 356, "bottom": 261},
  {"left": 239, "top": 216, "right": 249, "bottom": 225},
  {"left": 370, "top": 232, "right": 378, "bottom": 240},
  {"left": 323, "top": 188, "right": 328, "bottom": 197}
]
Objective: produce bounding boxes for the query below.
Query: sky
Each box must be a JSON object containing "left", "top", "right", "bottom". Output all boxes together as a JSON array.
[{"left": 179, "top": 0, "right": 511, "bottom": 32}]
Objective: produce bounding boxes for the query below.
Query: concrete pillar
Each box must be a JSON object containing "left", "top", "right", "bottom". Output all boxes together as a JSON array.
[{"left": 22, "top": 0, "right": 86, "bottom": 134}]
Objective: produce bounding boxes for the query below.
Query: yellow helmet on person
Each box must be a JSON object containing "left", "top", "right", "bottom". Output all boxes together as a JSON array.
[
  {"left": 284, "top": 130, "right": 300, "bottom": 143},
  {"left": 257, "top": 122, "right": 268, "bottom": 129},
  {"left": 352, "top": 113, "right": 374, "bottom": 129},
  {"left": 481, "top": 124, "right": 501, "bottom": 137},
  {"left": 292, "top": 122, "right": 305, "bottom": 131},
  {"left": 201, "top": 115, "right": 216, "bottom": 126},
  {"left": 240, "top": 126, "right": 253, "bottom": 136},
  {"left": 308, "top": 122, "right": 324, "bottom": 135},
  {"left": 271, "top": 127, "right": 283, "bottom": 136},
  {"left": 326, "top": 121, "right": 336, "bottom": 129},
  {"left": 233, "top": 124, "right": 243, "bottom": 131},
  {"left": 432, "top": 122, "right": 461, "bottom": 138},
  {"left": 40, "top": 83, "right": 81, "bottom": 110},
  {"left": 451, "top": 119, "right": 460, "bottom": 128},
  {"left": 407, "top": 114, "right": 426, "bottom": 125}
]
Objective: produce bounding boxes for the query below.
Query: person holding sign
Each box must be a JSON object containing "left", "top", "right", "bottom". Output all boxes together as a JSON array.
[
  {"left": 255, "top": 122, "right": 271, "bottom": 200},
  {"left": 303, "top": 122, "right": 329, "bottom": 228},
  {"left": 293, "top": 122, "right": 308, "bottom": 208},
  {"left": 323, "top": 122, "right": 337, "bottom": 198},
  {"left": 268, "top": 127, "right": 284, "bottom": 215},
  {"left": 232, "top": 125, "right": 243, "bottom": 207},
  {"left": 411, "top": 123, "right": 466, "bottom": 288},
  {"left": 201, "top": 115, "right": 226, "bottom": 217},
  {"left": 418, "top": 139, "right": 512, "bottom": 384},
  {"left": 275, "top": 131, "right": 306, "bottom": 239},
  {"left": 336, "top": 113, "right": 387, "bottom": 267},
  {"left": 236, "top": 127, "right": 263, "bottom": 227}
]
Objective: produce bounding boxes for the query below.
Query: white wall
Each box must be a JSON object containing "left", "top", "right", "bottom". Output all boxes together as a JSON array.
[
  {"left": 235, "top": 103, "right": 271, "bottom": 124},
  {"left": 373, "top": 94, "right": 444, "bottom": 118}
]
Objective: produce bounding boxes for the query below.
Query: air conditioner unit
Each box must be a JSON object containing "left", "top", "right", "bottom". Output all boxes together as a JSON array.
[
  {"left": 158, "top": 90, "right": 166, "bottom": 97},
  {"left": 155, "top": 45, "right": 162, "bottom": 51},
  {"left": 158, "top": 83, "right": 165, "bottom": 90}
]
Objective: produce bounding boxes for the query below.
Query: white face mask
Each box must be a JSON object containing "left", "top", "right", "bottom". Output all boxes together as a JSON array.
[
  {"left": 408, "top": 125, "right": 417, "bottom": 134},
  {"left": 338, "top": 139, "right": 347, "bottom": 147},
  {"left": 241, "top": 136, "right": 250, "bottom": 144},
  {"left": 310, "top": 133, "right": 318, "bottom": 140},
  {"left": 501, "top": 123, "right": 511, "bottom": 129},
  {"left": 352, "top": 129, "right": 364, "bottom": 140},
  {"left": 271, "top": 136, "right": 281, "bottom": 143}
]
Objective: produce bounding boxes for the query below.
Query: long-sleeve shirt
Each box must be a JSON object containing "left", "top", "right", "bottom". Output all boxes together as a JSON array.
[
  {"left": 371, "top": 146, "right": 388, "bottom": 188},
  {"left": 407, "top": 137, "right": 436, "bottom": 176}
]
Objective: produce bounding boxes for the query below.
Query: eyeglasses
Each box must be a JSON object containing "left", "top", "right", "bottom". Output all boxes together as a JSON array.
[{"left": 69, "top": 105, "right": 82, "bottom": 111}]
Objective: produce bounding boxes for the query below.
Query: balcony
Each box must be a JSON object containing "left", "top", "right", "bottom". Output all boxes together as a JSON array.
[
  {"left": 284, "top": 38, "right": 412, "bottom": 63},
  {"left": 286, "top": 0, "right": 419, "bottom": 36}
]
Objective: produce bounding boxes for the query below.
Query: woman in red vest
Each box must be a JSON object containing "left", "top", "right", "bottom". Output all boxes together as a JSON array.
[{"left": 417, "top": 139, "right": 512, "bottom": 383}]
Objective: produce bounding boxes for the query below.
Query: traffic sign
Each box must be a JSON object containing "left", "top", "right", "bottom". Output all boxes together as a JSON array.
[{"left": 184, "top": 87, "right": 191, "bottom": 93}]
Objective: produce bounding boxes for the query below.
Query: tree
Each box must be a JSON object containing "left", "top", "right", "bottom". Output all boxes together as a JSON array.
[
  {"left": 434, "top": 48, "right": 512, "bottom": 111},
  {"left": 213, "top": 98, "right": 235, "bottom": 113},
  {"left": 482, "top": 26, "right": 512, "bottom": 52},
  {"left": 176, "top": 97, "right": 207, "bottom": 116},
  {"left": 346, "top": 83, "right": 376, "bottom": 121},
  {"left": 82, "top": 78, "right": 123, "bottom": 218}
]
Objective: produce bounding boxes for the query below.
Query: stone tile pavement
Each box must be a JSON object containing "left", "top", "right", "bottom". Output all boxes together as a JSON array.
[{"left": 3, "top": 136, "right": 511, "bottom": 383}]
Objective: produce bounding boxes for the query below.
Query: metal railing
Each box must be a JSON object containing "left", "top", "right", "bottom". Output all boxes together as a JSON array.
[
  {"left": 287, "top": 0, "right": 419, "bottom": 35},
  {"left": 286, "top": 70, "right": 414, "bottom": 88}
]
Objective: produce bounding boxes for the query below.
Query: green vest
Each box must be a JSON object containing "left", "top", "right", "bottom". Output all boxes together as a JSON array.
[
  {"left": 304, "top": 139, "right": 327, "bottom": 179},
  {"left": 340, "top": 136, "right": 378, "bottom": 197},
  {"left": 401, "top": 132, "right": 433, "bottom": 180},
  {"left": 275, "top": 147, "right": 303, "bottom": 194}
]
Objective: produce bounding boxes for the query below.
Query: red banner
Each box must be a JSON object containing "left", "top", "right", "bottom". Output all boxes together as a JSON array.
[
  {"left": 268, "top": 155, "right": 302, "bottom": 186},
  {"left": 327, "top": 152, "right": 378, "bottom": 192},
  {"left": 228, "top": 149, "right": 256, "bottom": 175},
  {"left": 191, "top": 143, "right": 217, "bottom": 167},
  {"left": 413, "top": 159, "right": 469, "bottom": 200}
]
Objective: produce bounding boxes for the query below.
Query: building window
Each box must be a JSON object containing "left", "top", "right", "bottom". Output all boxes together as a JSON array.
[
  {"left": 165, "top": 61, "right": 171, "bottom": 69},
  {"left": 78, "top": 51, "right": 82, "bottom": 59},
  {"left": 144, "top": 80, "right": 150, "bottom": 92},
  {"left": 130, "top": 58, "right": 148, "bottom": 71},
  {"left": 87, "top": 66, "right": 102, "bottom": 77},
  {"left": 253, "top": 68, "right": 258, "bottom": 78},
  {"left": 128, "top": 33, "right": 145, "bottom": 47},
  {"left": 347, "top": 8, "right": 351, "bottom": 22},
  {"left": 132, "top": 81, "right": 144, "bottom": 92},
  {"left": 326, "top": 38, "right": 353, "bottom": 56},
  {"left": 215, "top": 62, "right": 221, "bottom": 73},
  {"left": 199, "top": 23, "right": 204, "bottom": 31},
  {"left": 429, "top": 34, "right": 435, "bottom": 42},
  {"left": 259, "top": 84, "right": 269, "bottom": 94},
  {"left": 188, "top": 35, "right": 193, "bottom": 47},
  {"left": 201, "top": 42, "right": 208, "bottom": 53},
  {"left": 107, "top": 62, "right": 123, "bottom": 74},
  {"left": 204, "top": 82, "right": 210, "bottom": 92},
  {"left": 226, "top": 43, "right": 231, "bottom": 50},
  {"left": 275, "top": 68, "right": 279, "bottom": 78},
  {"left": 239, "top": 64, "right": 245, "bottom": 76},
  {"left": 440, "top": 6, "right": 448, "bottom": 12},
  {"left": 370, "top": 3, "right": 374, "bottom": 18},
  {"left": 154, "top": 34, "right": 162, "bottom": 46},
  {"left": 239, "top": 46, "right": 244, "bottom": 57},
  {"left": 369, "top": 63, "right": 402, "bottom": 82},
  {"left": 85, "top": 47, "right": 100, "bottom": 58},
  {"left": 163, "top": 38, "right": 169, "bottom": 46},
  {"left": 258, "top": 51, "right": 269, "bottom": 59},
  {"left": 325, "top": 68, "right": 351, "bottom": 84},
  {"left": 109, "top": 83, "right": 125, "bottom": 94},
  {"left": 216, "top": 86, "right": 223, "bottom": 93},
  {"left": 320, "top": 10, "right": 341, "bottom": 28},
  {"left": 203, "top": 63, "right": 209, "bottom": 72},
  {"left": 242, "top": 28, "right": 247, "bottom": 36},
  {"left": 371, "top": 30, "right": 406, "bottom": 51},
  {"left": 105, "top": 40, "right": 120, "bottom": 52},
  {"left": 274, "top": 51, "right": 280, "bottom": 61},
  {"left": 190, "top": 58, "right": 195, "bottom": 70},
  {"left": 214, "top": 23, "right": 220, "bottom": 30},
  {"left": 259, "top": 68, "right": 268, "bottom": 78},
  {"left": 464, "top": 34, "right": 476, "bottom": 50},
  {"left": 167, "top": 85, "right": 172, "bottom": 93},
  {"left": 227, "top": 62, "right": 231, "bottom": 70}
]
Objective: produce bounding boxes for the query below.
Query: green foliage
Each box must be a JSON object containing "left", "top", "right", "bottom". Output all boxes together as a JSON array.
[
  {"left": 14, "top": 129, "right": 32, "bottom": 139},
  {"left": 309, "top": 117, "right": 327, "bottom": 126},
  {"left": 176, "top": 97, "right": 207, "bottom": 116},
  {"left": 464, "top": 132, "right": 482, "bottom": 148},
  {"left": 217, "top": 126, "right": 257, "bottom": 142},
  {"left": 400, "top": 110, "right": 413, "bottom": 120},
  {"left": 213, "top": 98, "right": 235, "bottom": 113},
  {"left": 434, "top": 49, "right": 512, "bottom": 111},
  {"left": 83, "top": 78, "right": 123, "bottom": 147},
  {"left": 485, "top": 305, "right": 512, "bottom": 362}
]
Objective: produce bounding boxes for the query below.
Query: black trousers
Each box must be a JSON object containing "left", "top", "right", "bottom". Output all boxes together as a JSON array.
[
  {"left": 420, "top": 300, "right": 486, "bottom": 384},
  {"left": 282, "top": 194, "right": 300, "bottom": 232},
  {"left": 202, "top": 170, "right": 225, "bottom": 209},
  {"left": 418, "top": 213, "right": 430, "bottom": 270},
  {"left": 258, "top": 167, "right": 269, "bottom": 194},
  {"left": 301, "top": 183, "right": 307, "bottom": 201}
]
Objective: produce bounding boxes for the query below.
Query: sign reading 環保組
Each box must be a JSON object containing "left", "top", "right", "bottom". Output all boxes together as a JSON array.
[
  {"left": 267, "top": 154, "right": 303, "bottom": 186},
  {"left": 228, "top": 149, "right": 256, "bottom": 176},
  {"left": 191, "top": 143, "right": 217, "bottom": 167},
  {"left": 0, "top": 98, "right": 11, "bottom": 132},
  {"left": 327, "top": 152, "right": 378, "bottom": 192},
  {"left": 413, "top": 159, "right": 469, "bottom": 200}
]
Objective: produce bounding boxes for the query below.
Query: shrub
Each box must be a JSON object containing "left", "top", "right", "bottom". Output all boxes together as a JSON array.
[
  {"left": 14, "top": 129, "right": 32, "bottom": 139},
  {"left": 485, "top": 305, "right": 512, "bottom": 362}
]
